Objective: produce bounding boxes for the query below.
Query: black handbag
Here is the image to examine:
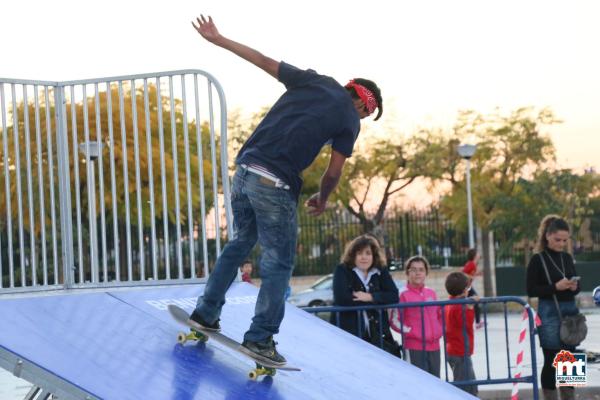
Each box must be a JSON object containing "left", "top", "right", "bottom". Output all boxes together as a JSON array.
[
  {"left": 382, "top": 336, "right": 403, "bottom": 358},
  {"left": 539, "top": 253, "right": 588, "bottom": 347},
  {"left": 367, "top": 318, "right": 403, "bottom": 358}
]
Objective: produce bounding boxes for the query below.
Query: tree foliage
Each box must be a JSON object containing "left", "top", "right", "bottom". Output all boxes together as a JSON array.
[
  {"left": 324, "top": 137, "right": 425, "bottom": 233},
  {"left": 0, "top": 83, "right": 218, "bottom": 235},
  {"left": 492, "top": 169, "right": 600, "bottom": 254},
  {"left": 418, "top": 107, "right": 600, "bottom": 270},
  {"left": 419, "top": 107, "right": 559, "bottom": 230}
]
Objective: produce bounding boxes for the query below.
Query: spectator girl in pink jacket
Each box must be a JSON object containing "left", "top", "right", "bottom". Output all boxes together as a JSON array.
[{"left": 389, "top": 256, "right": 443, "bottom": 377}]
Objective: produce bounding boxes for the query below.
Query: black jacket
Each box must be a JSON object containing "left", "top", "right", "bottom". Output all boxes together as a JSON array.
[
  {"left": 526, "top": 249, "right": 580, "bottom": 301},
  {"left": 331, "top": 263, "right": 399, "bottom": 342}
]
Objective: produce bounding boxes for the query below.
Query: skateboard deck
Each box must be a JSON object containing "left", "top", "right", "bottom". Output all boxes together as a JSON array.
[{"left": 168, "top": 304, "right": 300, "bottom": 379}]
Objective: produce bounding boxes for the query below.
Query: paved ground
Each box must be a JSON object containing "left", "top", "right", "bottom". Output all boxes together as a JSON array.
[
  {"left": 2, "top": 302, "right": 599, "bottom": 399},
  {"left": 0, "top": 373, "right": 31, "bottom": 400},
  {"left": 469, "top": 307, "right": 600, "bottom": 399}
]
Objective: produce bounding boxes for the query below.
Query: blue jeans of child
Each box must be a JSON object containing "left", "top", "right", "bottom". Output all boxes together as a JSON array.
[{"left": 193, "top": 167, "right": 298, "bottom": 343}]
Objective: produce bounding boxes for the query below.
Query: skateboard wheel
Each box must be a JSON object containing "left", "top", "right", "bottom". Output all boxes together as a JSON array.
[
  {"left": 249, "top": 370, "right": 258, "bottom": 380},
  {"left": 177, "top": 332, "right": 187, "bottom": 344}
]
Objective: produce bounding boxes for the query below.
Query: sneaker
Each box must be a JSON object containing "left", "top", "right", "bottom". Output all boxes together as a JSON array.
[
  {"left": 241, "top": 337, "right": 287, "bottom": 366},
  {"left": 189, "top": 310, "right": 221, "bottom": 332}
]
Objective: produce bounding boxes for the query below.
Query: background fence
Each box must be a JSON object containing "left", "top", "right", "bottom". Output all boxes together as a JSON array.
[
  {"left": 239, "top": 204, "right": 600, "bottom": 276},
  {"left": 292, "top": 209, "right": 470, "bottom": 276},
  {"left": 289, "top": 210, "right": 600, "bottom": 276}
]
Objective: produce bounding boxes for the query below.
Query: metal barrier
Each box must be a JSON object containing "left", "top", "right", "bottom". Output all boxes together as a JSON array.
[
  {"left": 304, "top": 296, "right": 539, "bottom": 399},
  {"left": 0, "top": 71, "right": 232, "bottom": 294}
]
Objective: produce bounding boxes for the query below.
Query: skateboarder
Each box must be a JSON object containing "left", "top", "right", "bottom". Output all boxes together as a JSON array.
[{"left": 189, "top": 14, "right": 382, "bottom": 365}]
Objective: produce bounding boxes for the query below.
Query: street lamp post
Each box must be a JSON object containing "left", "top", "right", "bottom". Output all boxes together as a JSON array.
[
  {"left": 79, "top": 141, "right": 104, "bottom": 283},
  {"left": 457, "top": 144, "right": 477, "bottom": 249}
]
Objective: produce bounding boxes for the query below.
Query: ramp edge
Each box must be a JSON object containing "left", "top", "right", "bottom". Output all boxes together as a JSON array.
[{"left": 0, "top": 346, "right": 99, "bottom": 400}]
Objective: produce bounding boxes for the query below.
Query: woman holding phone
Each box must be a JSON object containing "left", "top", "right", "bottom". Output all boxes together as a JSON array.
[{"left": 526, "top": 215, "right": 581, "bottom": 400}]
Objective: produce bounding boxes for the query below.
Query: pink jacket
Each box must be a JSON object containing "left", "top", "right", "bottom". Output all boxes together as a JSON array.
[{"left": 389, "top": 283, "right": 443, "bottom": 351}]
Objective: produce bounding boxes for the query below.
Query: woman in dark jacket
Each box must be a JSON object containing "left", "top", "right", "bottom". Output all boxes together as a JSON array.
[
  {"left": 331, "top": 234, "right": 400, "bottom": 356},
  {"left": 526, "top": 215, "right": 580, "bottom": 400}
]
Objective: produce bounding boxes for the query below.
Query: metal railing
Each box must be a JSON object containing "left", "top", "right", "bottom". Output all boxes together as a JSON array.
[
  {"left": 304, "top": 296, "right": 539, "bottom": 399},
  {"left": 0, "top": 70, "right": 232, "bottom": 294}
]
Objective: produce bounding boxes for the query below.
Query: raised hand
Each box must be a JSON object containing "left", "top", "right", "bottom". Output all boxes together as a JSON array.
[
  {"left": 555, "top": 278, "right": 571, "bottom": 291},
  {"left": 191, "top": 15, "right": 222, "bottom": 44},
  {"left": 568, "top": 279, "right": 579, "bottom": 292},
  {"left": 305, "top": 193, "right": 327, "bottom": 216}
]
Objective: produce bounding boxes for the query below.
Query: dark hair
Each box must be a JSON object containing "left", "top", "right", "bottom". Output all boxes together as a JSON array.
[
  {"left": 346, "top": 78, "right": 383, "bottom": 121},
  {"left": 467, "top": 248, "right": 478, "bottom": 261},
  {"left": 405, "top": 255, "right": 430, "bottom": 274},
  {"left": 445, "top": 272, "right": 470, "bottom": 296},
  {"left": 240, "top": 260, "right": 252, "bottom": 270},
  {"left": 535, "top": 215, "right": 570, "bottom": 252},
  {"left": 341, "top": 234, "right": 386, "bottom": 270}
]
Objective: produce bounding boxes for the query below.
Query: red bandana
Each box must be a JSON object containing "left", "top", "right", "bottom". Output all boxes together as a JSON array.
[{"left": 345, "top": 80, "right": 378, "bottom": 114}]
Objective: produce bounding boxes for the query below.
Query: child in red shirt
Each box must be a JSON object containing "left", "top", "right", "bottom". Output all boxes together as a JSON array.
[
  {"left": 240, "top": 260, "right": 253, "bottom": 284},
  {"left": 444, "top": 271, "right": 478, "bottom": 396},
  {"left": 462, "top": 248, "right": 483, "bottom": 329}
]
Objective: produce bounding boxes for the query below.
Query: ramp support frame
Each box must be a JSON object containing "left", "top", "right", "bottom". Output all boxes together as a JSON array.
[{"left": 0, "top": 347, "right": 98, "bottom": 400}]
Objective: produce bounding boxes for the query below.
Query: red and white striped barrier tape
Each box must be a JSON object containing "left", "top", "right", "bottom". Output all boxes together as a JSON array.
[{"left": 511, "top": 307, "right": 541, "bottom": 400}]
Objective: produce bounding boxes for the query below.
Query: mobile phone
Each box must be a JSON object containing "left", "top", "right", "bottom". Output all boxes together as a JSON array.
[{"left": 569, "top": 276, "right": 581, "bottom": 282}]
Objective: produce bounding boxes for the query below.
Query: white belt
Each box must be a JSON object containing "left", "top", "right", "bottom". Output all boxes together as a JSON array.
[{"left": 240, "top": 164, "right": 290, "bottom": 190}]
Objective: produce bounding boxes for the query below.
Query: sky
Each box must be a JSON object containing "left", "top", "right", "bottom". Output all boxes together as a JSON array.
[{"left": 1, "top": 0, "right": 599, "bottom": 172}]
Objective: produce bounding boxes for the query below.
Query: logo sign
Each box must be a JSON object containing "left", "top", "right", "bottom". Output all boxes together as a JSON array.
[{"left": 553, "top": 350, "right": 587, "bottom": 387}]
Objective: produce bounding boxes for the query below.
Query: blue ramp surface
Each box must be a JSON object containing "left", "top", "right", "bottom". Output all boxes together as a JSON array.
[{"left": 0, "top": 283, "right": 475, "bottom": 399}]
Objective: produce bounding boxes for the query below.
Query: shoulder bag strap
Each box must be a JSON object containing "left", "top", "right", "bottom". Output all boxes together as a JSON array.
[{"left": 538, "top": 252, "right": 564, "bottom": 320}]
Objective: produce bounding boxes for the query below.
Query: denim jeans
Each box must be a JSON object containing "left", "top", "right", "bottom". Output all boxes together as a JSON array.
[
  {"left": 194, "top": 166, "right": 298, "bottom": 343},
  {"left": 537, "top": 298, "right": 579, "bottom": 350}
]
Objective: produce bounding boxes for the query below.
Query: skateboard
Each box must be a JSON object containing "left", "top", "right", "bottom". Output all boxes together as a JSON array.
[{"left": 168, "top": 304, "right": 301, "bottom": 380}]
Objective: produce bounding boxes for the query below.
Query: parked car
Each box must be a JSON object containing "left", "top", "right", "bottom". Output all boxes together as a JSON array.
[
  {"left": 288, "top": 274, "right": 334, "bottom": 307},
  {"left": 288, "top": 274, "right": 405, "bottom": 308}
]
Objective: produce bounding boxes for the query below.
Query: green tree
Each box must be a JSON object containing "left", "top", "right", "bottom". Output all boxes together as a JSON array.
[
  {"left": 1, "top": 83, "right": 220, "bottom": 281},
  {"left": 420, "top": 107, "right": 560, "bottom": 295},
  {"left": 492, "top": 168, "right": 600, "bottom": 263}
]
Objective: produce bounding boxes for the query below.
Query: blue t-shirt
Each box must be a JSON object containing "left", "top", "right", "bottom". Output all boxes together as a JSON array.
[{"left": 236, "top": 62, "right": 360, "bottom": 199}]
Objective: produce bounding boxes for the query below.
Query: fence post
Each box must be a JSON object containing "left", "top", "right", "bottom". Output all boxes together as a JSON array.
[{"left": 54, "top": 85, "right": 75, "bottom": 288}]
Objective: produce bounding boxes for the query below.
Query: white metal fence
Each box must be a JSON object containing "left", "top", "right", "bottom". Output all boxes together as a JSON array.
[{"left": 0, "top": 70, "right": 232, "bottom": 294}]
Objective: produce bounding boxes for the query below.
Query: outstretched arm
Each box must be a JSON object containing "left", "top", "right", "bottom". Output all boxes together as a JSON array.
[{"left": 192, "top": 15, "right": 279, "bottom": 79}]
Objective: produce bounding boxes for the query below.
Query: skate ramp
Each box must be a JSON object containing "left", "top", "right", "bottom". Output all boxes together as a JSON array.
[{"left": 0, "top": 283, "right": 475, "bottom": 399}]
